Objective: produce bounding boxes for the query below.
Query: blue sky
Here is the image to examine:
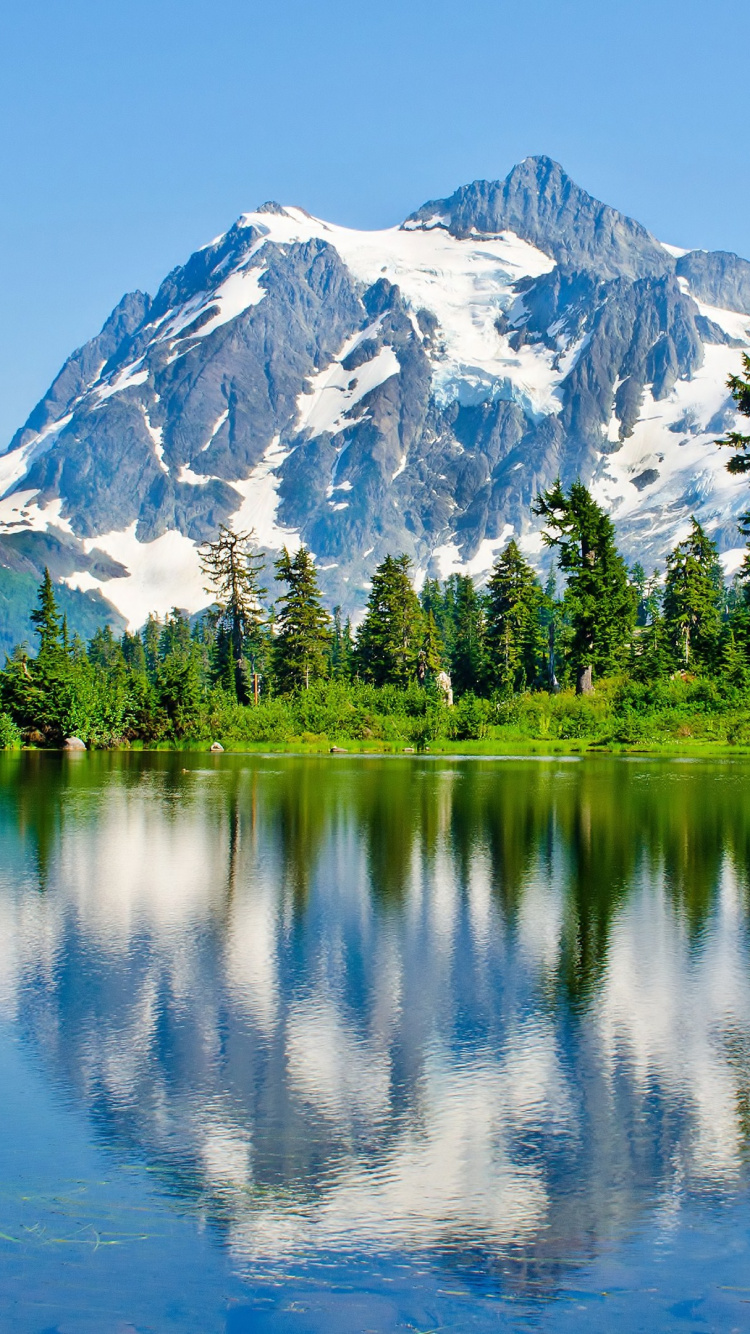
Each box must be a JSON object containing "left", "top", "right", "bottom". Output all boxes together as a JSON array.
[{"left": 1, "top": 0, "right": 748, "bottom": 446}]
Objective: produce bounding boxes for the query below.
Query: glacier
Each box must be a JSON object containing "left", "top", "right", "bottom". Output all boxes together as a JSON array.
[{"left": 1, "top": 155, "right": 750, "bottom": 631}]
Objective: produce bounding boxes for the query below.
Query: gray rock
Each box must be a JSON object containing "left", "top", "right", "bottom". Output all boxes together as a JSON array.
[
  {"left": 406, "top": 156, "right": 673, "bottom": 280},
  {"left": 210, "top": 742, "right": 224, "bottom": 752},
  {"left": 63, "top": 737, "right": 86, "bottom": 751},
  {"left": 677, "top": 250, "right": 750, "bottom": 315}
]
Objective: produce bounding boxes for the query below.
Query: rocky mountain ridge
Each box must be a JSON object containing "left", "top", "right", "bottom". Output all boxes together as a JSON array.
[{"left": 2, "top": 155, "right": 750, "bottom": 633}]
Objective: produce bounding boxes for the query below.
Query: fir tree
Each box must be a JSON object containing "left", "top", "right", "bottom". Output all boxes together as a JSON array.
[
  {"left": 274, "top": 547, "right": 332, "bottom": 692},
  {"left": 533, "top": 480, "right": 635, "bottom": 693},
  {"left": 331, "top": 606, "right": 354, "bottom": 681},
  {"left": 663, "top": 518, "right": 723, "bottom": 671},
  {"left": 30, "top": 568, "right": 62, "bottom": 658},
  {"left": 417, "top": 609, "right": 444, "bottom": 684},
  {"left": 355, "top": 554, "right": 423, "bottom": 687},
  {"left": 143, "top": 614, "right": 161, "bottom": 678},
  {"left": 484, "top": 540, "right": 544, "bottom": 693},
  {"left": 540, "top": 565, "right": 563, "bottom": 690},
  {"left": 445, "top": 574, "right": 486, "bottom": 696}
]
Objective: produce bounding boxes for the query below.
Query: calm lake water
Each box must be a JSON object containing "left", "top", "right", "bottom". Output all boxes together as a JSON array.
[{"left": 1, "top": 752, "right": 750, "bottom": 1332}]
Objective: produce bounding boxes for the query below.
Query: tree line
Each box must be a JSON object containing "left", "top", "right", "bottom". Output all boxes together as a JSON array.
[{"left": 1, "top": 355, "right": 749, "bottom": 748}]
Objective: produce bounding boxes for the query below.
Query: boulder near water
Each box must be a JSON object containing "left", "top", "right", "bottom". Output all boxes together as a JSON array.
[
  {"left": 210, "top": 742, "right": 224, "bottom": 752},
  {"left": 63, "top": 737, "right": 86, "bottom": 751}
]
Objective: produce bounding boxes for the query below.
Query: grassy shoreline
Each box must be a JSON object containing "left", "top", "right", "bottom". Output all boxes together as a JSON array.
[{"left": 15, "top": 734, "right": 750, "bottom": 758}]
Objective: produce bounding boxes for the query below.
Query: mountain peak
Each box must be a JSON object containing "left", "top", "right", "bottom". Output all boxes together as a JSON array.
[{"left": 407, "top": 156, "right": 672, "bottom": 281}]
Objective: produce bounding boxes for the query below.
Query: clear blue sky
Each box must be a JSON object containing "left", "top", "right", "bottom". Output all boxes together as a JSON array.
[{"left": 2, "top": 0, "right": 748, "bottom": 446}]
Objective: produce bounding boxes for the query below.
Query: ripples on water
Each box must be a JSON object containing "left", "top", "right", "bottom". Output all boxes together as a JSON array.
[{"left": 0, "top": 752, "right": 749, "bottom": 1331}]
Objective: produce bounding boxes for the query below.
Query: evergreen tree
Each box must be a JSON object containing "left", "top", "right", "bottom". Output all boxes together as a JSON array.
[
  {"left": 445, "top": 574, "right": 486, "bottom": 696},
  {"left": 355, "top": 554, "right": 423, "bottom": 687},
  {"left": 143, "top": 614, "right": 161, "bottom": 678},
  {"left": 533, "top": 480, "right": 635, "bottom": 693},
  {"left": 30, "top": 568, "right": 62, "bottom": 658},
  {"left": 331, "top": 606, "right": 354, "bottom": 681},
  {"left": 539, "top": 565, "right": 563, "bottom": 690},
  {"left": 417, "top": 609, "right": 444, "bottom": 684},
  {"left": 121, "top": 630, "right": 147, "bottom": 674},
  {"left": 274, "top": 547, "right": 332, "bottom": 692},
  {"left": 663, "top": 518, "right": 723, "bottom": 671},
  {"left": 200, "top": 526, "right": 267, "bottom": 702},
  {"left": 484, "top": 540, "right": 544, "bottom": 693}
]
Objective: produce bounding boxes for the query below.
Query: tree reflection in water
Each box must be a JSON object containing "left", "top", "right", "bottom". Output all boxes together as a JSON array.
[{"left": 0, "top": 751, "right": 749, "bottom": 1307}]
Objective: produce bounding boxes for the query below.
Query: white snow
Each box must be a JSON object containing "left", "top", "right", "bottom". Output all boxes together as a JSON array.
[
  {"left": 176, "top": 464, "right": 212, "bottom": 486},
  {"left": 0, "top": 489, "right": 73, "bottom": 537},
  {"left": 693, "top": 297, "right": 750, "bottom": 344},
  {"left": 591, "top": 343, "right": 749, "bottom": 545},
  {"left": 295, "top": 326, "right": 399, "bottom": 440},
  {"left": 94, "top": 360, "right": 148, "bottom": 404},
  {"left": 0, "top": 414, "right": 73, "bottom": 499},
  {"left": 225, "top": 435, "right": 301, "bottom": 554},
  {"left": 661, "top": 241, "right": 690, "bottom": 259},
  {"left": 200, "top": 408, "right": 229, "bottom": 451},
  {"left": 236, "top": 206, "right": 559, "bottom": 415},
  {"left": 62, "top": 523, "right": 207, "bottom": 629},
  {"left": 142, "top": 405, "right": 168, "bottom": 472},
  {"left": 432, "top": 527, "right": 514, "bottom": 581}
]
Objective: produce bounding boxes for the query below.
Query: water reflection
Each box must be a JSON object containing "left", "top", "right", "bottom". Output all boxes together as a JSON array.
[{"left": 0, "top": 753, "right": 749, "bottom": 1296}]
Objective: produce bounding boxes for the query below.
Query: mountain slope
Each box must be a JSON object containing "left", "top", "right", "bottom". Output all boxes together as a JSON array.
[{"left": 2, "top": 157, "right": 749, "bottom": 631}]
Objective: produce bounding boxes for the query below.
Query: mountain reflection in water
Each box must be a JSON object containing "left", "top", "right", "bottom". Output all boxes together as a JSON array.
[{"left": 0, "top": 752, "right": 749, "bottom": 1317}]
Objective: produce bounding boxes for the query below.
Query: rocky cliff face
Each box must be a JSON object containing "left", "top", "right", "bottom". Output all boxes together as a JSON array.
[{"left": 2, "top": 156, "right": 749, "bottom": 630}]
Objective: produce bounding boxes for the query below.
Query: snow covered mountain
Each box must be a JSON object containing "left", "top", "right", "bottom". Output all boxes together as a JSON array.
[{"left": 3, "top": 155, "right": 750, "bottom": 631}]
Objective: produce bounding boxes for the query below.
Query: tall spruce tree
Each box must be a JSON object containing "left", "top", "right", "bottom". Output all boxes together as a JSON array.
[
  {"left": 445, "top": 574, "right": 486, "bottom": 695},
  {"left": 355, "top": 554, "right": 423, "bottom": 687},
  {"left": 274, "top": 547, "right": 332, "bottom": 692},
  {"left": 30, "top": 568, "right": 62, "bottom": 658},
  {"left": 484, "top": 540, "right": 544, "bottom": 693},
  {"left": 533, "top": 480, "right": 635, "bottom": 693},
  {"left": 417, "top": 609, "right": 444, "bottom": 684},
  {"left": 663, "top": 518, "right": 724, "bottom": 670}
]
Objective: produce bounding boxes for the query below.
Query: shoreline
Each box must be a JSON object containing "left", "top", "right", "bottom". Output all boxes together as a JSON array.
[{"left": 11, "top": 737, "right": 750, "bottom": 759}]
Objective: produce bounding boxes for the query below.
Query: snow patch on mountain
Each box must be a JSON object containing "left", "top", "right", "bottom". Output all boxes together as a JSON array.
[
  {"left": 296, "top": 333, "right": 400, "bottom": 439},
  {"left": 63, "top": 524, "right": 206, "bottom": 628},
  {"left": 228, "top": 436, "right": 301, "bottom": 555},
  {"left": 591, "top": 342, "right": 749, "bottom": 546}
]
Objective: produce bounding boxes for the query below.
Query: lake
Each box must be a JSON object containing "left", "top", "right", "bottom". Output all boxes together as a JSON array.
[{"left": 1, "top": 752, "right": 749, "bottom": 1332}]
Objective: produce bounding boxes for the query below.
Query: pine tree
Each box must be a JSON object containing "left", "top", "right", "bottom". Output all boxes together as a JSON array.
[
  {"left": 539, "top": 565, "right": 563, "bottom": 690},
  {"left": 355, "top": 554, "right": 423, "bottom": 687},
  {"left": 417, "top": 609, "right": 444, "bottom": 684},
  {"left": 533, "top": 480, "right": 635, "bottom": 693},
  {"left": 444, "top": 574, "right": 486, "bottom": 695},
  {"left": 484, "top": 540, "right": 544, "bottom": 693},
  {"left": 331, "top": 606, "right": 354, "bottom": 680},
  {"left": 200, "top": 526, "right": 267, "bottom": 702},
  {"left": 663, "top": 518, "right": 723, "bottom": 671},
  {"left": 274, "top": 547, "right": 332, "bottom": 692},
  {"left": 30, "top": 568, "right": 62, "bottom": 658}
]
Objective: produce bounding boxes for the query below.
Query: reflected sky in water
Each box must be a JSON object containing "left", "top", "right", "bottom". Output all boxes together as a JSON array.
[{"left": 1, "top": 752, "right": 750, "bottom": 1332}]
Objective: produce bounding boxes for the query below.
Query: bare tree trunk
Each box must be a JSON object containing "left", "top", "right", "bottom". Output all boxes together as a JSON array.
[{"left": 576, "top": 664, "right": 593, "bottom": 695}]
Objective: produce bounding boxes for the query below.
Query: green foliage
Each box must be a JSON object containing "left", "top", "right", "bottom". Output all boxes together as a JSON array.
[
  {"left": 0, "top": 711, "right": 21, "bottom": 748},
  {"left": 6, "top": 487, "right": 750, "bottom": 754},
  {"left": 274, "top": 547, "right": 332, "bottom": 692},
  {"left": 356, "top": 554, "right": 424, "bottom": 687},
  {"left": 485, "top": 540, "right": 545, "bottom": 692},
  {"left": 663, "top": 518, "right": 723, "bottom": 670},
  {"left": 533, "top": 480, "right": 636, "bottom": 687}
]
